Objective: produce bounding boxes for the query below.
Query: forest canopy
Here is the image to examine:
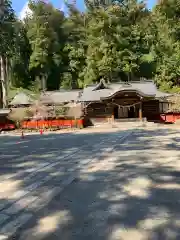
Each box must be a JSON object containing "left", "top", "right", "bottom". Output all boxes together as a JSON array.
[{"left": 1, "top": 0, "right": 180, "bottom": 107}]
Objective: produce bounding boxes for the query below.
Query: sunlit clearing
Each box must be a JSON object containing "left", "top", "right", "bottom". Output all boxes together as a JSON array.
[
  {"left": 83, "top": 157, "right": 117, "bottom": 174},
  {"left": 16, "top": 161, "right": 37, "bottom": 167},
  {"left": 108, "top": 192, "right": 127, "bottom": 201},
  {"left": 36, "top": 210, "right": 72, "bottom": 235},
  {"left": 138, "top": 215, "right": 169, "bottom": 231},
  {"left": 138, "top": 206, "right": 171, "bottom": 231},
  {"left": 156, "top": 183, "right": 180, "bottom": 190},
  {"left": 123, "top": 177, "right": 151, "bottom": 198},
  {"left": 0, "top": 180, "right": 22, "bottom": 198},
  {"left": 29, "top": 153, "right": 55, "bottom": 159},
  {"left": 109, "top": 225, "right": 147, "bottom": 240}
]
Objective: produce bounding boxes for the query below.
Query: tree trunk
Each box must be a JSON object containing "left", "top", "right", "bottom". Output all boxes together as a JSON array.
[
  {"left": 0, "top": 80, "right": 2, "bottom": 108},
  {"left": 127, "top": 72, "right": 130, "bottom": 82},
  {"left": 42, "top": 75, "right": 47, "bottom": 91},
  {"left": 5, "top": 57, "right": 9, "bottom": 84},
  {"left": 0, "top": 55, "right": 8, "bottom": 108}
]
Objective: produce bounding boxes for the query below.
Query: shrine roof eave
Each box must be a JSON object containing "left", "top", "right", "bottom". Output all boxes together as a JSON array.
[
  {"left": 0, "top": 109, "right": 11, "bottom": 116},
  {"left": 100, "top": 89, "right": 155, "bottom": 100}
]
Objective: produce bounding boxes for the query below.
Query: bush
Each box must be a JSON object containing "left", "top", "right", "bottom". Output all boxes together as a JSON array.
[{"left": 8, "top": 108, "right": 32, "bottom": 128}]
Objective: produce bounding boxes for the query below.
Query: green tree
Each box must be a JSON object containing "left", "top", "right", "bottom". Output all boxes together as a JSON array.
[
  {"left": 61, "top": 4, "right": 87, "bottom": 89},
  {"left": 11, "top": 21, "right": 31, "bottom": 89},
  {"left": 152, "top": 0, "right": 180, "bottom": 92},
  {"left": 3, "top": 0, "right": 179, "bottom": 95},
  {"left": 82, "top": 1, "right": 155, "bottom": 84},
  {"left": 0, "top": 0, "right": 17, "bottom": 107},
  {"left": 26, "top": 0, "right": 65, "bottom": 91}
]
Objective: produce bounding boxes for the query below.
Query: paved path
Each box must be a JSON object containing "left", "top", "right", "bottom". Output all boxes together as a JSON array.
[
  {"left": 0, "top": 127, "right": 133, "bottom": 239},
  {"left": 8, "top": 126, "right": 180, "bottom": 240}
]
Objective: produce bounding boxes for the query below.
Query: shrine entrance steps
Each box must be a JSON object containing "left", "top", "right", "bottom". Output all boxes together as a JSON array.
[
  {"left": 112, "top": 119, "right": 158, "bottom": 129},
  {"left": 114, "top": 118, "right": 146, "bottom": 122},
  {"left": 88, "top": 118, "right": 159, "bottom": 129}
]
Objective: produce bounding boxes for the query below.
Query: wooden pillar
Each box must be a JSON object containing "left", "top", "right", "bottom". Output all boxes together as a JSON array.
[
  {"left": 139, "top": 102, "right": 142, "bottom": 121},
  {"left": 111, "top": 104, "right": 114, "bottom": 123},
  {"left": 112, "top": 114, "right": 114, "bottom": 123}
]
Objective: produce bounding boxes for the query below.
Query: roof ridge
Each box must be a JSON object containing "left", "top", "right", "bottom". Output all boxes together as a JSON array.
[
  {"left": 131, "top": 80, "right": 154, "bottom": 83},
  {"left": 85, "top": 84, "right": 97, "bottom": 87},
  {"left": 110, "top": 80, "right": 154, "bottom": 84},
  {"left": 44, "top": 90, "right": 81, "bottom": 93}
]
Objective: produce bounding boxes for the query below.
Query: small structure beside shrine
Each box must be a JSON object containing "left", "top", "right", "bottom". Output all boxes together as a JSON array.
[
  {"left": 9, "top": 92, "right": 33, "bottom": 107},
  {"left": 6, "top": 90, "right": 84, "bottom": 130},
  {"left": 159, "top": 94, "right": 180, "bottom": 123},
  {"left": 0, "top": 109, "right": 15, "bottom": 130}
]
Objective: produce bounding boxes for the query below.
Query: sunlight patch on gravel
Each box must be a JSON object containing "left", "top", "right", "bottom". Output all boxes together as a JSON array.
[
  {"left": 0, "top": 180, "right": 22, "bottom": 199},
  {"left": 138, "top": 206, "right": 171, "bottom": 231},
  {"left": 85, "top": 158, "right": 117, "bottom": 173},
  {"left": 155, "top": 183, "right": 180, "bottom": 190},
  {"left": 36, "top": 210, "right": 72, "bottom": 234},
  {"left": 107, "top": 192, "right": 127, "bottom": 201},
  {"left": 109, "top": 226, "right": 147, "bottom": 240},
  {"left": 15, "top": 161, "right": 37, "bottom": 167},
  {"left": 123, "top": 177, "right": 152, "bottom": 198},
  {"left": 18, "top": 210, "right": 73, "bottom": 240}
]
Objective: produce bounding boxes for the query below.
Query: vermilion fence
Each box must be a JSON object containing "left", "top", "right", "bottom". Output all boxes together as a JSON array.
[
  {"left": 0, "top": 119, "right": 84, "bottom": 130},
  {"left": 21, "top": 119, "right": 84, "bottom": 129},
  {"left": 160, "top": 113, "right": 180, "bottom": 123},
  {"left": 0, "top": 123, "right": 15, "bottom": 130},
  {"left": 2, "top": 113, "right": 180, "bottom": 131}
]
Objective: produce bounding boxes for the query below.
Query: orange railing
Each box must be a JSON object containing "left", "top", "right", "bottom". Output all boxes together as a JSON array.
[
  {"left": 21, "top": 119, "right": 84, "bottom": 129},
  {"left": 0, "top": 123, "right": 15, "bottom": 130}
]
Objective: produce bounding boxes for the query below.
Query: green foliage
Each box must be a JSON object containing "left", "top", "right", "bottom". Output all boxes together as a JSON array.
[
  {"left": 54, "top": 106, "right": 69, "bottom": 117},
  {"left": 11, "top": 21, "right": 31, "bottom": 88},
  {"left": 151, "top": 0, "right": 180, "bottom": 91},
  {"left": 8, "top": 108, "right": 31, "bottom": 128},
  {"left": 26, "top": 1, "right": 65, "bottom": 90},
  {"left": 0, "top": 0, "right": 17, "bottom": 56},
  {"left": 82, "top": 3, "right": 155, "bottom": 83},
  {"left": 61, "top": 5, "right": 87, "bottom": 88},
  {"left": 3, "top": 0, "right": 180, "bottom": 93}
]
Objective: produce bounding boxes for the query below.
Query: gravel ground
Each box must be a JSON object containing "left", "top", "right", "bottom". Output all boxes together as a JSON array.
[{"left": 8, "top": 126, "right": 180, "bottom": 240}]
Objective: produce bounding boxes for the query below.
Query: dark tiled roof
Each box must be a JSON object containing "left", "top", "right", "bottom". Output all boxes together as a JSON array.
[
  {"left": 40, "top": 90, "right": 82, "bottom": 104},
  {"left": 79, "top": 80, "right": 171, "bottom": 101},
  {"left": 16, "top": 80, "right": 170, "bottom": 105},
  {"left": 80, "top": 88, "right": 112, "bottom": 101},
  {"left": 9, "top": 92, "right": 33, "bottom": 105},
  {"left": 0, "top": 109, "right": 11, "bottom": 115}
]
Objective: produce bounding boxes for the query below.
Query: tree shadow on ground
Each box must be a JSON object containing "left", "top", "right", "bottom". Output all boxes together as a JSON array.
[{"left": 1, "top": 127, "right": 180, "bottom": 239}]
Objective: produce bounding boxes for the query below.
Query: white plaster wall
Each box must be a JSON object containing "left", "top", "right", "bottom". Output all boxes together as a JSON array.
[{"left": 159, "top": 102, "right": 169, "bottom": 112}]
